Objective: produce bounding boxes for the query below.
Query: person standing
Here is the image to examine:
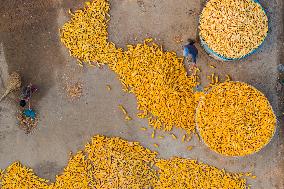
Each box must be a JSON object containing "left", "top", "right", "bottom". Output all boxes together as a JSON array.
[
  {"left": 19, "top": 83, "right": 38, "bottom": 108},
  {"left": 183, "top": 39, "right": 198, "bottom": 72}
]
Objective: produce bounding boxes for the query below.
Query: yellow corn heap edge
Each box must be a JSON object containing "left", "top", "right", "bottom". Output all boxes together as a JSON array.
[
  {"left": 199, "top": 0, "right": 268, "bottom": 59},
  {"left": 0, "top": 135, "right": 249, "bottom": 189},
  {"left": 196, "top": 82, "right": 276, "bottom": 156},
  {"left": 60, "top": 0, "right": 199, "bottom": 134}
]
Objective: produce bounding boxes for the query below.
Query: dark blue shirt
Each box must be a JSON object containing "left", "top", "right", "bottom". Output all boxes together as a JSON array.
[{"left": 184, "top": 44, "right": 198, "bottom": 63}]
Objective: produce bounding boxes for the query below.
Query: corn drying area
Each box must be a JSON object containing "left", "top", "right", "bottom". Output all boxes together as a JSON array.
[{"left": 0, "top": 0, "right": 283, "bottom": 189}]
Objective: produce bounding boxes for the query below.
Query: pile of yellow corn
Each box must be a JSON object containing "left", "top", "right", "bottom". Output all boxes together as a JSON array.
[
  {"left": 60, "top": 0, "right": 199, "bottom": 133},
  {"left": 0, "top": 162, "right": 49, "bottom": 189},
  {"left": 156, "top": 157, "right": 247, "bottom": 189},
  {"left": 109, "top": 40, "right": 199, "bottom": 132},
  {"left": 60, "top": 0, "right": 117, "bottom": 66},
  {"left": 84, "top": 135, "right": 159, "bottom": 188},
  {"left": 199, "top": 0, "right": 268, "bottom": 59},
  {"left": 0, "top": 135, "right": 249, "bottom": 188},
  {"left": 196, "top": 82, "right": 276, "bottom": 156}
]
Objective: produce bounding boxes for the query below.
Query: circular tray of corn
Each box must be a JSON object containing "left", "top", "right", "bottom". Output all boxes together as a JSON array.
[
  {"left": 199, "top": 0, "right": 268, "bottom": 61},
  {"left": 196, "top": 81, "right": 276, "bottom": 156}
]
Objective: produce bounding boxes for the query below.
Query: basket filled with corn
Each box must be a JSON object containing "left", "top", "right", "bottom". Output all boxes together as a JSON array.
[
  {"left": 196, "top": 81, "right": 276, "bottom": 156},
  {"left": 199, "top": 0, "right": 268, "bottom": 61}
]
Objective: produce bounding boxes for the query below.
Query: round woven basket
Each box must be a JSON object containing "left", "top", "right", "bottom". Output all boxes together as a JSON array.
[
  {"left": 195, "top": 81, "right": 277, "bottom": 157},
  {"left": 199, "top": 0, "right": 269, "bottom": 61}
]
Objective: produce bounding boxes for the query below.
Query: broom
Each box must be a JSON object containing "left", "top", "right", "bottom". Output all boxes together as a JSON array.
[{"left": 0, "top": 72, "right": 21, "bottom": 102}]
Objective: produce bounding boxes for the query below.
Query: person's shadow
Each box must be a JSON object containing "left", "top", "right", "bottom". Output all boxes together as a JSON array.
[{"left": 0, "top": 0, "right": 66, "bottom": 108}]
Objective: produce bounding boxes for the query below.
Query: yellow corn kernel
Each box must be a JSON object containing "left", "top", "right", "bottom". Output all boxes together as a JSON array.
[
  {"left": 182, "top": 135, "right": 186, "bottom": 142},
  {"left": 187, "top": 146, "right": 193, "bottom": 150},
  {"left": 186, "top": 135, "right": 192, "bottom": 142},
  {"left": 106, "top": 85, "right": 111, "bottom": 91},
  {"left": 171, "top": 134, "right": 177, "bottom": 140},
  {"left": 118, "top": 105, "right": 128, "bottom": 115},
  {"left": 151, "top": 131, "right": 155, "bottom": 139},
  {"left": 225, "top": 74, "right": 231, "bottom": 81},
  {"left": 125, "top": 115, "right": 132, "bottom": 121}
]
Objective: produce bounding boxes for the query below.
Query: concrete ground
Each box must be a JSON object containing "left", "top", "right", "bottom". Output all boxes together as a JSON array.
[{"left": 0, "top": 0, "right": 283, "bottom": 188}]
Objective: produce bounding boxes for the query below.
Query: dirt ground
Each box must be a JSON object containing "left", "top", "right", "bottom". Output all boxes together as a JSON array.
[{"left": 0, "top": 0, "right": 283, "bottom": 188}]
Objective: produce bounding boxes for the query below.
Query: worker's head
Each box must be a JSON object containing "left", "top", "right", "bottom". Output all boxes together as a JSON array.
[
  {"left": 20, "top": 100, "right": 26, "bottom": 107},
  {"left": 187, "top": 39, "right": 195, "bottom": 45}
]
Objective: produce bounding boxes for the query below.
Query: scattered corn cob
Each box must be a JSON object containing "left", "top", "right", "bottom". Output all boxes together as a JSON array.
[
  {"left": 140, "top": 127, "right": 147, "bottom": 131},
  {"left": 154, "top": 143, "right": 159, "bottom": 148},
  {"left": 171, "top": 134, "right": 177, "bottom": 140},
  {"left": 245, "top": 173, "right": 253, "bottom": 177},
  {"left": 158, "top": 136, "right": 164, "bottom": 139},
  {"left": 187, "top": 146, "right": 193, "bottom": 151},
  {"left": 151, "top": 130, "right": 155, "bottom": 139},
  {"left": 125, "top": 115, "right": 132, "bottom": 121},
  {"left": 225, "top": 74, "right": 231, "bottom": 81},
  {"left": 106, "top": 85, "right": 111, "bottom": 91},
  {"left": 215, "top": 76, "right": 219, "bottom": 83},
  {"left": 118, "top": 105, "right": 128, "bottom": 115},
  {"left": 182, "top": 134, "right": 186, "bottom": 142},
  {"left": 193, "top": 129, "right": 201, "bottom": 142},
  {"left": 118, "top": 105, "right": 132, "bottom": 121},
  {"left": 186, "top": 135, "right": 192, "bottom": 142}
]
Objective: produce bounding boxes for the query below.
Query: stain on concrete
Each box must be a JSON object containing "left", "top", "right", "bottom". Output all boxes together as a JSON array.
[{"left": 34, "top": 161, "right": 63, "bottom": 182}]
